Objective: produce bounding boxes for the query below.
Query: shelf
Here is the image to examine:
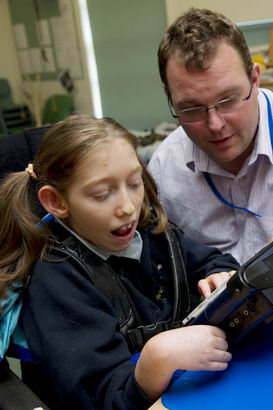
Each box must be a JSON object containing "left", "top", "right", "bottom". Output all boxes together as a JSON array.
[{"left": 0, "top": 104, "right": 33, "bottom": 135}]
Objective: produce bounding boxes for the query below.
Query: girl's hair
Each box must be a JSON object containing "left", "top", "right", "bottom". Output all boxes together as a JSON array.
[{"left": 0, "top": 115, "right": 167, "bottom": 301}]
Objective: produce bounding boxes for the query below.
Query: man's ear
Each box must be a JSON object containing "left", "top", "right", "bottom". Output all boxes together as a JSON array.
[
  {"left": 38, "top": 185, "right": 69, "bottom": 219},
  {"left": 252, "top": 62, "right": 261, "bottom": 92},
  {"left": 164, "top": 86, "right": 170, "bottom": 98}
]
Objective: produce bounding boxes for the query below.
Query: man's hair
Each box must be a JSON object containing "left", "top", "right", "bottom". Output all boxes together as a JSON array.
[{"left": 158, "top": 8, "right": 253, "bottom": 90}]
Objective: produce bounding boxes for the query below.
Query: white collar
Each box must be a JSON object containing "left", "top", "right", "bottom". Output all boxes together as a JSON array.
[{"left": 56, "top": 218, "right": 143, "bottom": 261}]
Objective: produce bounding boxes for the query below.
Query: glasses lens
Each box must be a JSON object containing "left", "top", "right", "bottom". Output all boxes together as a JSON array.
[
  {"left": 217, "top": 96, "right": 241, "bottom": 114},
  {"left": 179, "top": 108, "right": 207, "bottom": 124},
  {"left": 174, "top": 87, "right": 251, "bottom": 124}
]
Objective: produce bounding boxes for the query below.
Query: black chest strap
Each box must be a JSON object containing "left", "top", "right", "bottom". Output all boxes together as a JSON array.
[
  {"left": 164, "top": 226, "right": 191, "bottom": 320},
  {"left": 50, "top": 241, "right": 142, "bottom": 332},
  {"left": 126, "top": 225, "right": 191, "bottom": 351},
  {"left": 49, "top": 224, "right": 190, "bottom": 352}
]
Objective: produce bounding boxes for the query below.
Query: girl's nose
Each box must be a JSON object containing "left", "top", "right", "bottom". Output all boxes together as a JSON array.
[{"left": 115, "top": 191, "right": 135, "bottom": 217}]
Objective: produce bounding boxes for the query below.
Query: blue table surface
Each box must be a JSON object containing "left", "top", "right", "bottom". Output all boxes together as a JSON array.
[{"left": 162, "top": 320, "right": 273, "bottom": 409}]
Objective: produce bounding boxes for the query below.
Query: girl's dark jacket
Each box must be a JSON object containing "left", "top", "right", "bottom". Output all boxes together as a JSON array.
[{"left": 20, "top": 224, "right": 239, "bottom": 410}]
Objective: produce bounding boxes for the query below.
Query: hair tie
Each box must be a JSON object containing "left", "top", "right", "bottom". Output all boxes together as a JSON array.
[{"left": 25, "top": 163, "right": 38, "bottom": 180}]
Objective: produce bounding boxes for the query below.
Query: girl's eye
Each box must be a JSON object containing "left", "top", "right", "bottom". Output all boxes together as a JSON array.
[
  {"left": 129, "top": 178, "right": 143, "bottom": 188},
  {"left": 93, "top": 192, "right": 110, "bottom": 201}
]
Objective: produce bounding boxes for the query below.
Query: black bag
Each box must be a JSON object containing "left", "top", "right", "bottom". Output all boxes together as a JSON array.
[{"left": 0, "top": 361, "right": 50, "bottom": 410}]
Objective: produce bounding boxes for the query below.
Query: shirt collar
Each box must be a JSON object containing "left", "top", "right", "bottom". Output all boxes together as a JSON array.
[
  {"left": 184, "top": 130, "right": 223, "bottom": 174},
  {"left": 186, "top": 138, "right": 229, "bottom": 175},
  {"left": 248, "top": 90, "right": 273, "bottom": 166},
  {"left": 56, "top": 218, "right": 143, "bottom": 261}
]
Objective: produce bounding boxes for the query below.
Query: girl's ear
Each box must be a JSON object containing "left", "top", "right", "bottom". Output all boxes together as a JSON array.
[{"left": 38, "top": 185, "right": 69, "bottom": 219}]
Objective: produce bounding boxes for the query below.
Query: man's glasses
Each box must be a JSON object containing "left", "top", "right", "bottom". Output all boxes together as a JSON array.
[{"left": 168, "top": 84, "right": 253, "bottom": 124}]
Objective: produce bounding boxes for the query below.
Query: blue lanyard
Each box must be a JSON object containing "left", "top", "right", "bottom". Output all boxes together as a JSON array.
[{"left": 203, "top": 90, "right": 273, "bottom": 217}]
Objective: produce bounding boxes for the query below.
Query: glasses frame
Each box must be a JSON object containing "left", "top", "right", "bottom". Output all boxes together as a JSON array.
[{"left": 168, "top": 83, "right": 253, "bottom": 124}]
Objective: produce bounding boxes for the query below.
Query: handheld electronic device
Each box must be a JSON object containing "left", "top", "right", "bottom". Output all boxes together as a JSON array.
[{"left": 182, "top": 242, "right": 273, "bottom": 343}]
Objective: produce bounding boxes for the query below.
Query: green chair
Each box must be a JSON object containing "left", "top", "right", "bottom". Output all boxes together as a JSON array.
[{"left": 42, "top": 94, "right": 74, "bottom": 125}]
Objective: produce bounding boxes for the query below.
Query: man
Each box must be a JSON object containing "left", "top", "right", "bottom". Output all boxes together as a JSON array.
[{"left": 148, "top": 8, "right": 273, "bottom": 264}]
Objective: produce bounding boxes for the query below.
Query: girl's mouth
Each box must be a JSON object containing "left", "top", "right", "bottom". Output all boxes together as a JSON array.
[{"left": 111, "top": 222, "right": 134, "bottom": 237}]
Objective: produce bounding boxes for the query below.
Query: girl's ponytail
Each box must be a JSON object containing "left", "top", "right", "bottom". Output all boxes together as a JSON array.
[{"left": 0, "top": 170, "right": 47, "bottom": 302}]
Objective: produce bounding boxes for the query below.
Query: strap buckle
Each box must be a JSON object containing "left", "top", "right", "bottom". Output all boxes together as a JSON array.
[{"left": 127, "top": 320, "right": 183, "bottom": 352}]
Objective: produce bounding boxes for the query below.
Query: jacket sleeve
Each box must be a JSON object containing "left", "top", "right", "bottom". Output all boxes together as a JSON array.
[
  {"left": 21, "top": 260, "right": 153, "bottom": 410},
  {"left": 176, "top": 229, "right": 240, "bottom": 278}
]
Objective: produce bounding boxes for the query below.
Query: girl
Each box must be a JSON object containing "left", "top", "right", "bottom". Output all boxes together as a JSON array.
[{"left": 0, "top": 115, "right": 238, "bottom": 409}]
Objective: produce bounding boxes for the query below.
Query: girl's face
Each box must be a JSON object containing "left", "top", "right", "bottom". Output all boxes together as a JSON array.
[{"left": 63, "top": 139, "right": 144, "bottom": 252}]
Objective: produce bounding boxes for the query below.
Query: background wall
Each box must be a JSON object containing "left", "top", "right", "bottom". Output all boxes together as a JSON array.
[
  {"left": 165, "top": 0, "right": 273, "bottom": 24},
  {"left": 87, "top": 0, "right": 169, "bottom": 130},
  {"left": 164, "top": 0, "right": 273, "bottom": 53},
  {"left": 0, "top": 0, "right": 24, "bottom": 104},
  {"left": 0, "top": 0, "right": 273, "bottom": 132},
  {"left": 1, "top": 0, "right": 93, "bottom": 121},
  {"left": 90, "top": 0, "right": 273, "bottom": 129}
]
